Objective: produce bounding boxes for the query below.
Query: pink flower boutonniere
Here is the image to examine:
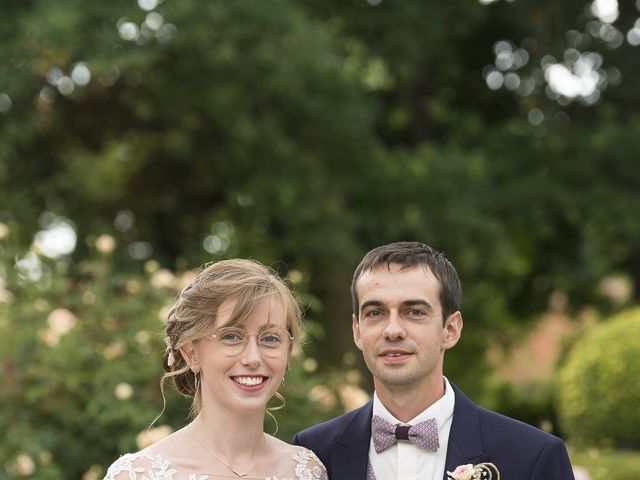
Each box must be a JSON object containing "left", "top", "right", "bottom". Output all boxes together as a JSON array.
[{"left": 447, "top": 463, "right": 501, "bottom": 480}]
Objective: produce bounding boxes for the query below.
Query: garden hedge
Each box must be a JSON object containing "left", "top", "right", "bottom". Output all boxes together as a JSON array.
[{"left": 557, "top": 307, "right": 640, "bottom": 448}]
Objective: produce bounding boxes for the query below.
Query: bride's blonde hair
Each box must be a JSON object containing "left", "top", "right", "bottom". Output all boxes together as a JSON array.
[{"left": 160, "top": 258, "right": 302, "bottom": 417}]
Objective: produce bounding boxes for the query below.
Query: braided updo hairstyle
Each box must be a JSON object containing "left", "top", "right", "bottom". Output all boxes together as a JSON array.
[{"left": 161, "top": 258, "right": 302, "bottom": 415}]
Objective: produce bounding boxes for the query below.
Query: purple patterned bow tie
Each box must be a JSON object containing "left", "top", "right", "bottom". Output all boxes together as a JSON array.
[{"left": 371, "top": 415, "right": 439, "bottom": 454}]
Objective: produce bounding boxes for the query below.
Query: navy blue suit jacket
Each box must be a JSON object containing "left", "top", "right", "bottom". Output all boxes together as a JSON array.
[{"left": 292, "top": 383, "right": 575, "bottom": 480}]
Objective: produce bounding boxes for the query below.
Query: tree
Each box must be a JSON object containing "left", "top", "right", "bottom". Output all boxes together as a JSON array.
[{"left": 2, "top": 0, "right": 639, "bottom": 395}]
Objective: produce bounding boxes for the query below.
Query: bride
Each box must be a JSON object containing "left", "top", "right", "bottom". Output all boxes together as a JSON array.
[{"left": 104, "top": 259, "right": 327, "bottom": 480}]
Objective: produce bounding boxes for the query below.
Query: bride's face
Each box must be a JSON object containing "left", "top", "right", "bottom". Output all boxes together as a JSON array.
[{"left": 194, "top": 296, "right": 291, "bottom": 415}]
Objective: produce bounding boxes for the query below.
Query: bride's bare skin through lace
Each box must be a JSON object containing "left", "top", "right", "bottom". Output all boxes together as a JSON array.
[{"left": 104, "top": 444, "right": 327, "bottom": 480}]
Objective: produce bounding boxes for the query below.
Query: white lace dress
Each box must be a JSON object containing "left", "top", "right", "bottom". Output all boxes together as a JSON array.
[{"left": 103, "top": 448, "right": 327, "bottom": 480}]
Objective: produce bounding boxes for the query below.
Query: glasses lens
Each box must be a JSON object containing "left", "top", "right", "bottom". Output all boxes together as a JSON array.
[
  {"left": 258, "top": 329, "right": 287, "bottom": 348},
  {"left": 216, "top": 328, "right": 244, "bottom": 344},
  {"left": 213, "top": 328, "right": 244, "bottom": 356},
  {"left": 212, "top": 327, "right": 291, "bottom": 356}
]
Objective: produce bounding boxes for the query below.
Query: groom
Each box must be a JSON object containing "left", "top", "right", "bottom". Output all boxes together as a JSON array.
[{"left": 293, "top": 241, "right": 575, "bottom": 479}]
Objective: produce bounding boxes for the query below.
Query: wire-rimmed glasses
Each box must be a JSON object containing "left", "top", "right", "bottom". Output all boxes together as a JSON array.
[{"left": 207, "top": 326, "right": 293, "bottom": 357}]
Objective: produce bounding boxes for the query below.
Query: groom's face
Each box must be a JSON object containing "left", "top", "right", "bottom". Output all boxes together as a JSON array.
[{"left": 352, "top": 264, "right": 462, "bottom": 396}]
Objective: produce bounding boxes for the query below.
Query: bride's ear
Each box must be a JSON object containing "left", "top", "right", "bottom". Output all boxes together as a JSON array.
[{"left": 179, "top": 342, "right": 200, "bottom": 372}]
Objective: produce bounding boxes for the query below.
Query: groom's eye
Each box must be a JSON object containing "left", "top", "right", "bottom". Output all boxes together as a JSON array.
[{"left": 364, "top": 309, "right": 383, "bottom": 318}]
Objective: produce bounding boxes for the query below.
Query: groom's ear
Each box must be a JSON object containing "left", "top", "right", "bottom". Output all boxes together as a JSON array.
[
  {"left": 442, "top": 311, "right": 463, "bottom": 351},
  {"left": 352, "top": 314, "right": 363, "bottom": 351}
]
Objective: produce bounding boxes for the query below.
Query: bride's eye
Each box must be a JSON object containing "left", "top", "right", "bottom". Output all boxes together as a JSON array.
[
  {"left": 219, "top": 330, "right": 244, "bottom": 343},
  {"left": 260, "top": 332, "right": 283, "bottom": 346}
]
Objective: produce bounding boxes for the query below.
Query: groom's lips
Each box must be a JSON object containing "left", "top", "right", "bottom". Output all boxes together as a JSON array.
[{"left": 379, "top": 348, "right": 412, "bottom": 363}]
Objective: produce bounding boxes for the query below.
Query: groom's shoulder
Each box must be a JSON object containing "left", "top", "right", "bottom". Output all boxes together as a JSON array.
[
  {"left": 453, "top": 383, "right": 565, "bottom": 448},
  {"left": 477, "top": 404, "right": 565, "bottom": 447}
]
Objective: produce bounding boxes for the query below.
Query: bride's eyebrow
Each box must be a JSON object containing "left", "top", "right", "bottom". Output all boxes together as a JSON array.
[{"left": 217, "top": 320, "right": 241, "bottom": 329}]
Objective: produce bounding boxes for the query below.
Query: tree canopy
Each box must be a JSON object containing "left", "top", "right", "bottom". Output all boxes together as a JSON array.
[{"left": 2, "top": 0, "right": 639, "bottom": 386}]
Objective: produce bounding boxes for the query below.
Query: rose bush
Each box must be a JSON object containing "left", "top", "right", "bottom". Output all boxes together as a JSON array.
[{"left": 0, "top": 229, "right": 366, "bottom": 478}]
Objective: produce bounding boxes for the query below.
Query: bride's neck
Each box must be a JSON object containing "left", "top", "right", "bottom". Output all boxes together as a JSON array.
[{"left": 191, "top": 410, "right": 265, "bottom": 456}]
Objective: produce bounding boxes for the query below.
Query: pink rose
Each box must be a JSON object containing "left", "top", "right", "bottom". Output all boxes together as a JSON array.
[{"left": 448, "top": 464, "right": 475, "bottom": 480}]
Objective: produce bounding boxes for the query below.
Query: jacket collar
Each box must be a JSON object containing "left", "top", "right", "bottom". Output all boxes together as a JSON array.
[
  {"left": 443, "top": 383, "right": 489, "bottom": 478},
  {"left": 327, "top": 384, "right": 489, "bottom": 480},
  {"left": 331, "top": 401, "right": 373, "bottom": 480}
]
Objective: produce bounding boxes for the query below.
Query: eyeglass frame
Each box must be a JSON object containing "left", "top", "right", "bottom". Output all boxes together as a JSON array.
[{"left": 205, "top": 326, "right": 294, "bottom": 357}]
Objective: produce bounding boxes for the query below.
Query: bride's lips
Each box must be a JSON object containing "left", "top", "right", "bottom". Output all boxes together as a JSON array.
[
  {"left": 230, "top": 375, "right": 269, "bottom": 391},
  {"left": 379, "top": 348, "right": 412, "bottom": 363}
]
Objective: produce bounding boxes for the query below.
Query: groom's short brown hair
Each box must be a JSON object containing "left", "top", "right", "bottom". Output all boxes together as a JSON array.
[{"left": 351, "top": 241, "right": 462, "bottom": 324}]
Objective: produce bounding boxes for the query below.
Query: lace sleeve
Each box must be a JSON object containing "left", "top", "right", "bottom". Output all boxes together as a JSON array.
[
  {"left": 291, "top": 448, "right": 328, "bottom": 480},
  {"left": 102, "top": 453, "right": 178, "bottom": 480},
  {"left": 103, "top": 453, "right": 145, "bottom": 480}
]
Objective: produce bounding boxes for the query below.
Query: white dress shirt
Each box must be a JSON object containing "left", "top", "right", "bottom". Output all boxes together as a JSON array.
[{"left": 369, "top": 376, "right": 455, "bottom": 480}]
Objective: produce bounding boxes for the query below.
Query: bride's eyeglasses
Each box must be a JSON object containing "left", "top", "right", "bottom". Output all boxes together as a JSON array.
[{"left": 207, "top": 327, "right": 293, "bottom": 357}]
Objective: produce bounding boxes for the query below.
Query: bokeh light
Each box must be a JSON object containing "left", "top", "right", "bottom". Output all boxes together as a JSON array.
[
  {"left": 57, "top": 77, "right": 75, "bottom": 96},
  {"left": 71, "top": 63, "right": 91, "bottom": 86},
  {"left": 117, "top": 14, "right": 175, "bottom": 43},
  {"left": 34, "top": 215, "right": 77, "bottom": 258},
  {"left": 118, "top": 19, "right": 140, "bottom": 41},
  {"left": 591, "top": 0, "right": 619, "bottom": 24},
  {"left": 627, "top": 19, "right": 640, "bottom": 45},
  {"left": 0, "top": 93, "right": 12, "bottom": 113},
  {"left": 527, "top": 108, "right": 544, "bottom": 126},
  {"left": 138, "top": 0, "right": 159, "bottom": 11},
  {"left": 504, "top": 72, "right": 521, "bottom": 90},
  {"left": 15, "top": 251, "right": 42, "bottom": 283},
  {"left": 145, "top": 12, "right": 164, "bottom": 30},
  {"left": 114, "top": 210, "right": 135, "bottom": 232},
  {"left": 544, "top": 51, "right": 603, "bottom": 104},
  {"left": 128, "top": 241, "right": 153, "bottom": 260},
  {"left": 203, "top": 221, "right": 234, "bottom": 255},
  {"left": 485, "top": 70, "right": 504, "bottom": 90}
]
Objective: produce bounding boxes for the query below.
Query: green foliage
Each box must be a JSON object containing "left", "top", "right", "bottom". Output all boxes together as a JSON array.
[
  {"left": 3, "top": 0, "right": 640, "bottom": 474},
  {"left": 485, "top": 381, "right": 557, "bottom": 435},
  {"left": 557, "top": 308, "right": 640, "bottom": 448},
  {"left": 3, "top": 0, "right": 640, "bottom": 397},
  {"left": 570, "top": 449, "right": 640, "bottom": 480},
  {"left": 0, "top": 234, "right": 367, "bottom": 478},
  {"left": 0, "top": 238, "right": 167, "bottom": 478}
]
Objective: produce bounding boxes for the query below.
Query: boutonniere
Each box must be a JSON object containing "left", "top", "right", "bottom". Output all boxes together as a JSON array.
[{"left": 447, "top": 463, "right": 500, "bottom": 480}]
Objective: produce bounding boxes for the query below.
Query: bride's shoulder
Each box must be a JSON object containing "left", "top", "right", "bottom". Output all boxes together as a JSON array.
[
  {"left": 266, "top": 437, "right": 327, "bottom": 480},
  {"left": 102, "top": 451, "right": 176, "bottom": 480},
  {"left": 102, "top": 452, "right": 145, "bottom": 480},
  {"left": 102, "top": 429, "right": 192, "bottom": 480},
  {"left": 290, "top": 446, "right": 326, "bottom": 475}
]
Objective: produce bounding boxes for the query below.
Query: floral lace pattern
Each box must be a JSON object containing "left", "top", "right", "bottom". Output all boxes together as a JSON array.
[
  {"left": 269, "top": 450, "right": 326, "bottom": 480},
  {"left": 103, "top": 449, "right": 327, "bottom": 480}
]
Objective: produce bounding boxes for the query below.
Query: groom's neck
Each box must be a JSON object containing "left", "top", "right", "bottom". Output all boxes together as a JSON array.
[{"left": 374, "top": 377, "right": 445, "bottom": 422}]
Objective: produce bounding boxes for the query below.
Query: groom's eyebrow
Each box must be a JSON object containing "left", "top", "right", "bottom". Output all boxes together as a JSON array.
[
  {"left": 360, "top": 299, "right": 434, "bottom": 312},
  {"left": 402, "top": 299, "right": 434, "bottom": 311},
  {"left": 360, "top": 300, "right": 384, "bottom": 311}
]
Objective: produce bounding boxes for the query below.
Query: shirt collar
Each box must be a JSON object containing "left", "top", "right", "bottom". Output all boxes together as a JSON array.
[{"left": 372, "top": 376, "right": 455, "bottom": 428}]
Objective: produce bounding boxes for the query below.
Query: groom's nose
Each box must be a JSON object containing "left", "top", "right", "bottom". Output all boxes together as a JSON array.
[{"left": 383, "top": 310, "right": 406, "bottom": 341}]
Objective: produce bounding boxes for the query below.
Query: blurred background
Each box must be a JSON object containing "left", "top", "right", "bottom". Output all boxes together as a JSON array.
[{"left": 1, "top": 0, "right": 640, "bottom": 478}]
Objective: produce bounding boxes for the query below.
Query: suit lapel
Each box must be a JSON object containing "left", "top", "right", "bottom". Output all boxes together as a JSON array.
[
  {"left": 443, "top": 384, "right": 490, "bottom": 479},
  {"left": 331, "top": 401, "right": 373, "bottom": 480},
  {"left": 325, "top": 387, "right": 489, "bottom": 480}
]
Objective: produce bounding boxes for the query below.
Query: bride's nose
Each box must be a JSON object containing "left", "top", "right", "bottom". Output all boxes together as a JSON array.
[{"left": 240, "top": 337, "right": 262, "bottom": 367}]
